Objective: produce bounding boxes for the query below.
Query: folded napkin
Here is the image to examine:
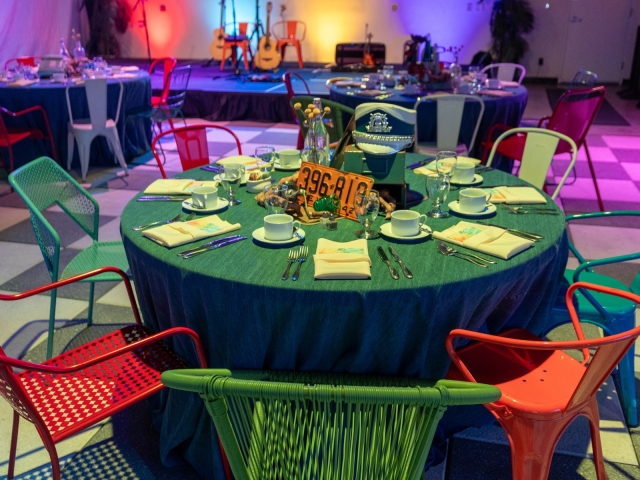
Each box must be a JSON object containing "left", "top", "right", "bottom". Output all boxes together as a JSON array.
[
  {"left": 483, "top": 186, "right": 547, "bottom": 204},
  {"left": 111, "top": 73, "right": 137, "bottom": 79},
  {"left": 313, "top": 239, "right": 372, "bottom": 280},
  {"left": 478, "top": 89, "right": 514, "bottom": 97},
  {"left": 433, "top": 221, "right": 533, "bottom": 260},
  {"left": 335, "top": 80, "right": 364, "bottom": 87},
  {"left": 217, "top": 155, "right": 258, "bottom": 167},
  {"left": 414, "top": 156, "right": 481, "bottom": 176},
  {"left": 357, "top": 89, "right": 389, "bottom": 97},
  {"left": 121, "top": 66, "right": 140, "bottom": 72},
  {"left": 7, "top": 79, "right": 39, "bottom": 88},
  {"left": 142, "top": 215, "right": 240, "bottom": 247},
  {"left": 144, "top": 179, "right": 219, "bottom": 195},
  {"left": 500, "top": 80, "right": 520, "bottom": 88}
]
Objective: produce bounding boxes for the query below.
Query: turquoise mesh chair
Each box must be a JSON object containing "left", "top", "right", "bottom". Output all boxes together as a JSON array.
[
  {"left": 8, "top": 157, "right": 130, "bottom": 359},
  {"left": 291, "top": 96, "right": 354, "bottom": 145},
  {"left": 544, "top": 210, "right": 640, "bottom": 426},
  {"left": 161, "top": 369, "right": 501, "bottom": 480}
]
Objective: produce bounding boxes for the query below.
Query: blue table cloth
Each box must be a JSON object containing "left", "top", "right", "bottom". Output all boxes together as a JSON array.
[{"left": 0, "top": 72, "right": 151, "bottom": 170}]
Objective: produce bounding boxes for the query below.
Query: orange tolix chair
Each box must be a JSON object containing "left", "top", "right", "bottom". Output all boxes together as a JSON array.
[
  {"left": 283, "top": 72, "right": 311, "bottom": 150},
  {"left": 446, "top": 281, "right": 640, "bottom": 480},
  {"left": 149, "top": 57, "right": 177, "bottom": 109},
  {"left": 0, "top": 267, "right": 209, "bottom": 480}
]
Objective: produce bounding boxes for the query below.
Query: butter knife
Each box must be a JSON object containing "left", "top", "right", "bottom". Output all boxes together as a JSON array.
[
  {"left": 138, "top": 195, "right": 186, "bottom": 202},
  {"left": 182, "top": 236, "right": 247, "bottom": 258},
  {"left": 377, "top": 246, "right": 399, "bottom": 280},
  {"left": 388, "top": 247, "right": 412, "bottom": 279},
  {"left": 477, "top": 222, "right": 543, "bottom": 241},
  {"left": 177, "top": 235, "right": 243, "bottom": 256}
]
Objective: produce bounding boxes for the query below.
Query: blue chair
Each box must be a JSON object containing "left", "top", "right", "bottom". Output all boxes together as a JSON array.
[{"left": 543, "top": 210, "right": 640, "bottom": 426}]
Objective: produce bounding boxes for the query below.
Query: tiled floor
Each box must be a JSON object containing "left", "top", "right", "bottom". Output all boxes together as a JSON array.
[{"left": 1, "top": 83, "right": 640, "bottom": 479}]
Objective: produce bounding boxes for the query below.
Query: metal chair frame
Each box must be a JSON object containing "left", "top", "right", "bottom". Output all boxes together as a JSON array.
[
  {"left": 480, "top": 63, "right": 526, "bottom": 84},
  {"left": 283, "top": 72, "right": 311, "bottom": 150}
]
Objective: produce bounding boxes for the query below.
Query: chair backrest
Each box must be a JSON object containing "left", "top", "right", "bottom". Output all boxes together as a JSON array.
[
  {"left": 65, "top": 78, "right": 124, "bottom": 131},
  {"left": 149, "top": 57, "right": 177, "bottom": 104},
  {"left": 291, "top": 96, "right": 355, "bottom": 143},
  {"left": 151, "top": 125, "right": 243, "bottom": 178},
  {"left": 161, "top": 369, "right": 500, "bottom": 480},
  {"left": 486, "top": 127, "right": 577, "bottom": 199},
  {"left": 413, "top": 94, "right": 485, "bottom": 153},
  {"left": 224, "top": 22, "right": 251, "bottom": 39},
  {"left": 282, "top": 72, "right": 310, "bottom": 100},
  {"left": 165, "top": 65, "right": 192, "bottom": 110},
  {"left": 481, "top": 63, "right": 526, "bottom": 84},
  {"left": 8, "top": 157, "right": 99, "bottom": 280},
  {"left": 571, "top": 69, "right": 598, "bottom": 87},
  {"left": 545, "top": 86, "right": 605, "bottom": 151},
  {"left": 271, "top": 20, "right": 307, "bottom": 41},
  {"left": 4, "top": 56, "right": 39, "bottom": 70}
]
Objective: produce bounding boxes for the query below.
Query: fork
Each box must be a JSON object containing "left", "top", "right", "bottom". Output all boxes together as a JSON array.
[
  {"left": 133, "top": 213, "right": 183, "bottom": 231},
  {"left": 291, "top": 246, "right": 308, "bottom": 281},
  {"left": 282, "top": 249, "right": 300, "bottom": 281},
  {"left": 501, "top": 204, "right": 560, "bottom": 215},
  {"left": 438, "top": 241, "right": 495, "bottom": 266}
]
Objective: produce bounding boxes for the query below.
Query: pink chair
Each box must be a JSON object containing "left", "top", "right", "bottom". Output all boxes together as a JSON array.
[
  {"left": 149, "top": 57, "right": 177, "bottom": 108},
  {"left": 272, "top": 20, "right": 307, "bottom": 68},
  {"left": 282, "top": 72, "right": 311, "bottom": 150}
]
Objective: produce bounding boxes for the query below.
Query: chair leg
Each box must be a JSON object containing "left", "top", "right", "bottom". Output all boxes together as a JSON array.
[
  {"left": 584, "top": 141, "right": 604, "bottom": 212},
  {"left": 7, "top": 411, "right": 19, "bottom": 479},
  {"left": 614, "top": 341, "right": 638, "bottom": 427},
  {"left": 7, "top": 145, "right": 15, "bottom": 173},
  {"left": 280, "top": 44, "right": 287, "bottom": 62},
  {"left": 106, "top": 129, "right": 129, "bottom": 177},
  {"left": 242, "top": 44, "right": 249, "bottom": 71},
  {"left": 78, "top": 138, "right": 92, "bottom": 182},
  {"left": 296, "top": 129, "right": 304, "bottom": 150},
  {"left": 295, "top": 42, "right": 303, "bottom": 68},
  {"left": 582, "top": 396, "right": 607, "bottom": 480},
  {"left": 87, "top": 282, "right": 95, "bottom": 326},
  {"left": 47, "top": 287, "right": 57, "bottom": 359},
  {"left": 220, "top": 45, "right": 227, "bottom": 71},
  {"left": 67, "top": 129, "right": 75, "bottom": 170}
]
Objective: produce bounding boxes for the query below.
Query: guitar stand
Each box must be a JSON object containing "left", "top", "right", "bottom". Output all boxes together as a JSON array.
[{"left": 247, "top": 0, "right": 265, "bottom": 69}]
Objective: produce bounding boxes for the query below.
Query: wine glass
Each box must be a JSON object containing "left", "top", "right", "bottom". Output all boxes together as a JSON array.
[
  {"left": 435, "top": 151, "right": 457, "bottom": 178},
  {"left": 220, "top": 163, "right": 243, "bottom": 206},
  {"left": 354, "top": 188, "right": 380, "bottom": 239},
  {"left": 255, "top": 146, "right": 275, "bottom": 175},
  {"left": 425, "top": 173, "right": 451, "bottom": 218},
  {"left": 263, "top": 184, "right": 289, "bottom": 214}
]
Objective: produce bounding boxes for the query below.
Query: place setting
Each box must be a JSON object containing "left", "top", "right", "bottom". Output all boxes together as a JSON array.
[{"left": 253, "top": 184, "right": 305, "bottom": 247}]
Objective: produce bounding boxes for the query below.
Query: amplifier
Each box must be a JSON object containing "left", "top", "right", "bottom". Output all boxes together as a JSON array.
[{"left": 335, "top": 43, "right": 386, "bottom": 67}]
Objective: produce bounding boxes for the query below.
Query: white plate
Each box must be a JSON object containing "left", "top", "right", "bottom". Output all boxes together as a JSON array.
[
  {"left": 451, "top": 174, "right": 483, "bottom": 186},
  {"left": 214, "top": 173, "right": 248, "bottom": 185},
  {"left": 275, "top": 159, "right": 302, "bottom": 171},
  {"left": 448, "top": 201, "right": 496, "bottom": 217},
  {"left": 380, "top": 222, "right": 432, "bottom": 241},
  {"left": 252, "top": 227, "right": 305, "bottom": 245},
  {"left": 182, "top": 198, "right": 229, "bottom": 213}
]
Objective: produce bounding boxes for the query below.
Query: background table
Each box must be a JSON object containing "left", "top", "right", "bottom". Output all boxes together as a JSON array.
[
  {"left": 330, "top": 86, "right": 528, "bottom": 160},
  {"left": 120, "top": 154, "right": 567, "bottom": 477},
  {"left": 0, "top": 72, "right": 151, "bottom": 171}
]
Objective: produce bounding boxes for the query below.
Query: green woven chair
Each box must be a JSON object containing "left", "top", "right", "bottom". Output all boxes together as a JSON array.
[
  {"left": 161, "top": 369, "right": 500, "bottom": 480},
  {"left": 291, "top": 96, "right": 354, "bottom": 145},
  {"left": 8, "top": 157, "right": 130, "bottom": 359}
]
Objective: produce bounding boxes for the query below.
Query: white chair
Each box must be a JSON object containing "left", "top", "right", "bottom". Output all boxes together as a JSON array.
[
  {"left": 66, "top": 78, "right": 128, "bottom": 182},
  {"left": 486, "top": 127, "right": 577, "bottom": 199},
  {"left": 480, "top": 63, "right": 526, "bottom": 85},
  {"left": 413, "top": 94, "right": 485, "bottom": 156}
]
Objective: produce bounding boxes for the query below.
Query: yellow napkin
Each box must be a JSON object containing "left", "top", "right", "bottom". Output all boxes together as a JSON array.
[
  {"left": 144, "top": 179, "right": 219, "bottom": 195},
  {"left": 433, "top": 221, "right": 533, "bottom": 259},
  {"left": 121, "top": 66, "right": 140, "bottom": 72},
  {"left": 142, "top": 215, "right": 240, "bottom": 247},
  {"left": 217, "top": 155, "right": 258, "bottom": 167},
  {"left": 414, "top": 156, "right": 481, "bottom": 176},
  {"left": 7, "top": 79, "right": 39, "bottom": 88},
  {"left": 484, "top": 186, "right": 547, "bottom": 204},
  {"left": 313, "top": 239, "right": 372, "bottom": 279}
]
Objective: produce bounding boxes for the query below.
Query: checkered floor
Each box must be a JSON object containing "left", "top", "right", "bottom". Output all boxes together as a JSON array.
[{"left": 1, "top": 84, "right": 640, "bottom": 479}]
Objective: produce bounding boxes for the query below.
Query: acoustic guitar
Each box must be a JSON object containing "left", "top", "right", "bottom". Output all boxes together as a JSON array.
[
  {"left": 209, "top": 0, "right": 230, "bottom": 61},
  {"left": 363, "top": 24, "right": 374, "bottom": 67},
  {"left": 254, "top": 2, "right": 282, "bottom": 70}
]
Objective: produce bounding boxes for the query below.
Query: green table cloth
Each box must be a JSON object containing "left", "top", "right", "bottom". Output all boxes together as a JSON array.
[{"left": 120, "top": 154, "right": 568, "bottom": 477}]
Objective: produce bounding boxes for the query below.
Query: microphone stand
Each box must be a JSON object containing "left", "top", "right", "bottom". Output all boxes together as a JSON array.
[
  {"left": 133, "top": 0, "right": 152, "bottom": 66},
  {"left": 247, "top": 0, "right": 264, "bottom": 68}
]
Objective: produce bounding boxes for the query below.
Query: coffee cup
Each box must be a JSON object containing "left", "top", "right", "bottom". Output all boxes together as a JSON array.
[
  {"left": 52, "top": 72, "right": 67, "bottom": 83},
  {"left": 390, "top": 210, "right": 428, "bottom": 237},
  {"left": 486, "top": 78, "right": 501, "bottom": 89},
  {"left": 192, "top": 186, "right": 218, "bottom": 209},
  {"left": 278, "top": 149, "right": 300, "bottom": 167},
  {"left": 458, "top": 188, "right": 491, "bottom": 213},
  {"left": 451, "top": 161, "right": 476, "bottom": 184},
  {"left": 264, "top": 214, "right": 300, "bottom": 241}
]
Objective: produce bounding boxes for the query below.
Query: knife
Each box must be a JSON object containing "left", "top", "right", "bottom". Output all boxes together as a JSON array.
[
  {"left": 200, "top": 164, "right": 222, "bottom": 173},
  {"left": 182, "top": 236, "right": 247, "bottom": 258},
  {"left": 137, "top": 196, "right": 186, "bottom": 202},
  {"left": 477, "top": 222, "right": 544, "bottom": 241},
  {"left": 477, "top": 185, "right": 532, "bottom": 189},
  {"left": 406, "top": 158, "right": 432, "bottom": 169},
  {"left": 388, "top": 247, "right": 413, "bottom": 279},
  {"left": 377, "top": 246, "right": 399, "bottom": 280},
  {"left": 177, "top": 235, "right": 243, "bottom": 256}
]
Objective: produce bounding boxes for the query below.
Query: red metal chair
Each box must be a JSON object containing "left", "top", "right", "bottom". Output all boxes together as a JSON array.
[
  {"left": 446, "top": 281, "right": 640, "bottom": 480},
  {"left": 0, "top": 266, "right": 208, "bottom": 480},
  {"left": 0, "top": 106, "right": 57, "bottom": 173},
  {"left": 283, "top": 72, "right": 311, "bottom": 150},
  {"left": 480, "top": 86, "right": 606, "bottom": 210},
  {"left": 149, "top": 57, "right": 177, "bottom": 109},
  {"left": 220, "top": 22, "right": 252, "bottom": 71},
  {"left": 151, "top": 124, "right": 243, "bottom": 178},
  {"left": 272, "top": 20, "right": 307, "bottom": 68},
  {"left": 4, "top": 57, "right": 40, "bottom": 70}
]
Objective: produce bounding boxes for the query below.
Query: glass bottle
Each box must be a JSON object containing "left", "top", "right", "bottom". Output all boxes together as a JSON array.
[
  {"left": 74, "top": 38, "right": 86, "bottom": 60},
  {"left": 311, "top": 98, "right": 330, "bottom": 159},
  {"left": 301, "top": 118, "right": 329, "bottom": 166},
  {"left": 59, "top": 39, "right": 70, "bottom": 58}
]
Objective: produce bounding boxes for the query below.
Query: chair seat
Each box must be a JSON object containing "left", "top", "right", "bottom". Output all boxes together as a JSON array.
[
  {"left": 562, "top": 270, "right": 636, "bottom": 319},
  {"left": 18, "top": 324, "right": 187, "bottom": 442},
  {"left": 224, "top": 35, "right": 248, "bottom": 42},
  {"left": 71, "top": 119, "right": 117, "bottom": 132},
  {"left": 448, "top": 329, "right": 587, "bottom": 413},
  {"left": 60, "top": 241, "right": 130, "bottom": 282},
  {"left": 415, "top": 142, "right": 469, "bottom": 156},
  {"left": 0, "top": 131, "right": 33, "bottom": 147}
]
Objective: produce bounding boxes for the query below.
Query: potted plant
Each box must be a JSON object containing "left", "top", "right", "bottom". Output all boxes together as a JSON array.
[{"left": 484, "top": 0, "right": 535, "bottom": 63}]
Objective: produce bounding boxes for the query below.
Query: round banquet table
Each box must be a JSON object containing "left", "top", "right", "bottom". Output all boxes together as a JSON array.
[
  {"left": 329, "top": 85, "right": 528, "bottom": 160},
  {"left": 0, "top": 72, "right": 151, "bottom": 170},
  {"left": 120, "top": 154, "right": 567, "bottom": 477}
]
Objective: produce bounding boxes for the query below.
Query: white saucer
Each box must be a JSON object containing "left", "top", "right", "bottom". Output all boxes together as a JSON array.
[
  {"left": 380, "top": 222, "right": 432, "bottom": 241},
  {"left": 214, "top": 173, "right": 247, "bottom": 185},
  {"left": 182, "top": 198, "right": 229, "bottom": 213},
  {"left": 451, "top": 174, "right": 483, "bottom": 186},
  {"left": 275, "top": 159, "right": 302, "bottom": 171},
  {"left": 252, "top": 227, "right": 305, "bottom": 244},
  {"left": 448, "top": 201, "right": 496, "bottom": 217}
]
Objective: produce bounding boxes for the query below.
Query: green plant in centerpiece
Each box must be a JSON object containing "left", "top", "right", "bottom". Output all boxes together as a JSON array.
[{"left": 485, "top": 0, "right": 535, "bottom": 63}]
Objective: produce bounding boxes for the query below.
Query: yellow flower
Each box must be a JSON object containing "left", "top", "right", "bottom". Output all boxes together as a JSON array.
[
  {"left": 294, "top": 102, "right": 302, "bottom": 109},
  {"left": 307, "top": 104, "right": 314, "bottom": 109},
  {"left": 324, "top": 106, "right": 331, "bottom": 113},
  {"left": 313, "top": 108, "right": 321, "bottom": 115}
]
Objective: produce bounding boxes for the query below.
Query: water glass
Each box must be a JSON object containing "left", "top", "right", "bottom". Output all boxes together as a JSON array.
[
  {"left": 263, "top": 184, "right": 289, "bottom": 214},
  {"left": 468, "top": 65, "right": 479, "bottom": 81},
  {"left": 255, "top": 146, "right": 275, "bottom": 175},
  {"left": 382, "top": 64, "right": 394, "bottom": 78},
  {"left": 435, "top": 151, "right": 458, "bottom": 178},
  {"left": 354, "top": 188, "right": 380, "bottom": 239},
  {"left": 426, "top": 173, "right": 451, "bottom": 218},
  {"left": 220, "top": 163, "right": 243, "bottom": 206}
]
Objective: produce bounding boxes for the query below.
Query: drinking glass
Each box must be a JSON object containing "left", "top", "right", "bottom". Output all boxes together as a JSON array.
[
  {"left": 468, "top": 65, "right": 479, "bottom": 80},
  {"left": 255, "top": 146, "right": 275, "bottom": 175},
  {"left": 354, "top": 188, "right": 380, "bottom": 239},
  {"left": 382, "top": 64, "right": 394, "bottom": 78},
  {"left": 264, "top": 184, "right": 289, "bottom": 214},
  {"left": 435, "top": 151, "right": 457, "bottom": 178},
  {"left": 220, "top": 163, "right": 243, "bottom": 206},
  {"left": 425, "top": 173, "right": 451, "bottom": 218}
]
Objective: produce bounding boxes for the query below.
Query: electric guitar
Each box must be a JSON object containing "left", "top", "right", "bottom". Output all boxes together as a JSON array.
[
  {"left": 363, "top": 24, "right": 374, "bottom": 67},
  {"left": 209, "top": 0, "right": 230, "bottom": 61},
  {"left": 254, "top": 2, "right": 282, "bottom": 70}
]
